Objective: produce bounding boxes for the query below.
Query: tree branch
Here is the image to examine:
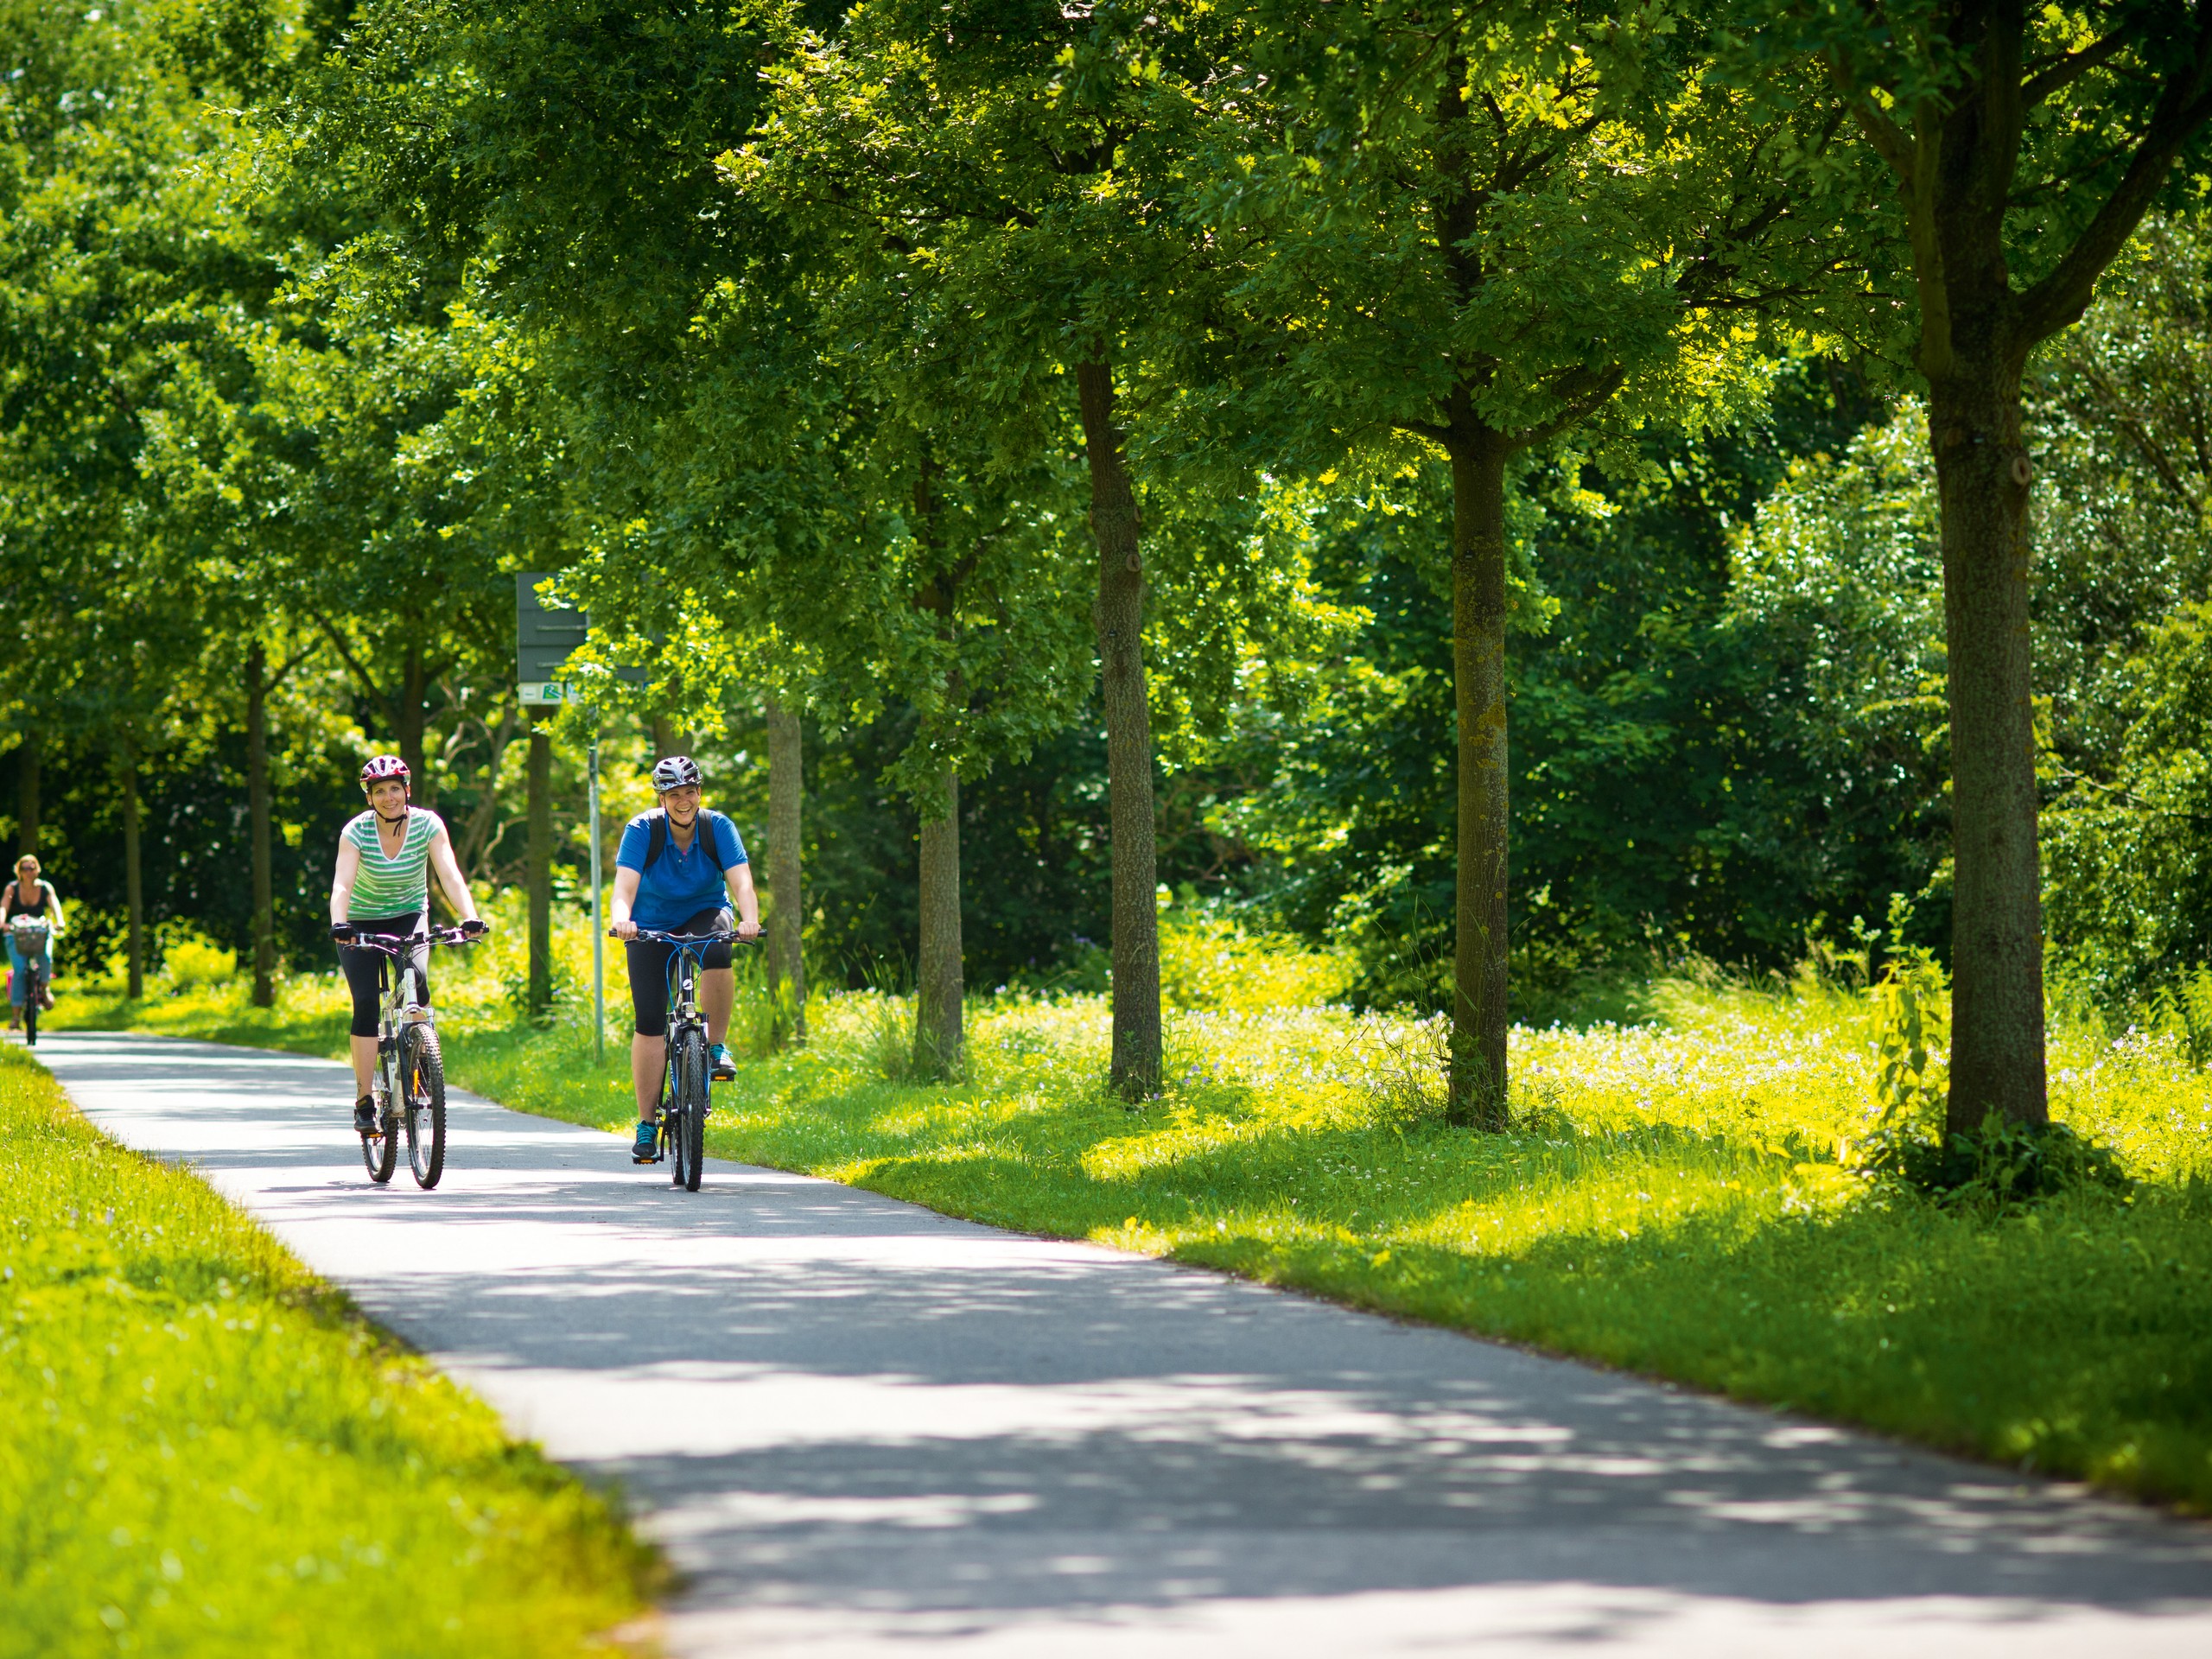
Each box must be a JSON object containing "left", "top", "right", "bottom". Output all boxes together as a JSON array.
[
  {"left": 312, "top": 613, "right": 397, "bottom": 730},
  {"left": 1516, "top": 364, "right": 1629, "bottom": 449},
  {"left": 2021, "top": 28, "right": 2134, "bottom": 108},
  {"left": 2018, "top": 32, "right": 2212, "bottom": 342},
  {"left": 1824, "top": 47, "right": 1914, "bottom": 181}
]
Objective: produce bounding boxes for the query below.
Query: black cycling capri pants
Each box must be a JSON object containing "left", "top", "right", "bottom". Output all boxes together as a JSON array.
[
  {"left": 338, "top": 912, "right": 429, "bottom": 1039},
  {"left": 626, "top": 907, "right": 734, "bottom": 1038}
]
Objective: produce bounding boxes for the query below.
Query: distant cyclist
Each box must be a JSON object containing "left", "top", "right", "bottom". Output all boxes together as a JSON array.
[
  {"left": 610, "top": 756, "right": 761, "bottom": 1161},
  {"left": 329, "top": 756, "right": 486, "bottom": 1133},
  {"left": 1, "top": 854, "right": 62, "bottom": 1029}
]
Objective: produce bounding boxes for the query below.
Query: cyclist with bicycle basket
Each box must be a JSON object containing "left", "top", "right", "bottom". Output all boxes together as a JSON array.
[
  {"left": 610, "top": 756, "right": 760, "bottom": 1162},
  {"left": 329, "top": 755, "right": 486, "bottom": 1133},
  {"left": 2, "top": 855, "right": 63, "bottom": 1033}
]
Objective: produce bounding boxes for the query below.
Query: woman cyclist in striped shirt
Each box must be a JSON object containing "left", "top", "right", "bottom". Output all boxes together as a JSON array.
[{"left": 328, "top": 755, "right": 486, "bottom": 1133}]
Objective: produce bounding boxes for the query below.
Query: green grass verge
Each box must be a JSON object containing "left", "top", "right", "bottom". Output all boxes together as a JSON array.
[
  {"left": 0, "top": 1044, "right": 657, "bottom": 1657},
  {"left": 59, "top": 945, "right": 2212, "bottom": 1518}
]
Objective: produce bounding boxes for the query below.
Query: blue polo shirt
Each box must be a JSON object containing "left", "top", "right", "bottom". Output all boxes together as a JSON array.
[{"left": 616, "top": 808, "right": 748, "bottom": 931}]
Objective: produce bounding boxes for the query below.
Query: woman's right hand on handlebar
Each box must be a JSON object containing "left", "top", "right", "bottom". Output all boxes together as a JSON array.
[{"left": 611, "top": 918, "right": 639, "bottom": 940}]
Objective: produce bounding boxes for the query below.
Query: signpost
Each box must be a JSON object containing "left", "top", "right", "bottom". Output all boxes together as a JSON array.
[
  {"left": 516, "top": 573, "right": 591, "bottom": 708},
  {"left": 515, "top": 574, "right": 603, "bottom": 1057}
]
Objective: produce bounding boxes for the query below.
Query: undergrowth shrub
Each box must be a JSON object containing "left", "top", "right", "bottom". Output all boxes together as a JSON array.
[
  {"left": 1158, "top": 896, "right": 1355, "bottom": 1012},
  {"left": 159, "top": 928, "right": 237, "bottom": 994},
  {"left": 1853, "top": 948, "right": 2133, "bottom": 1205},
  {"left": 2151, "top": 965, "right": 2212, "bottom": 1069}
]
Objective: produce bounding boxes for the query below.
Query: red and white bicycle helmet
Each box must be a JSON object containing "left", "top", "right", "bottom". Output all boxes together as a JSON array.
[
  {"left": 652, "top": 755, "right": 702, "bottom": 791},
  {"left": 359, "top": 753, "right": 410, "bottom": 792}
]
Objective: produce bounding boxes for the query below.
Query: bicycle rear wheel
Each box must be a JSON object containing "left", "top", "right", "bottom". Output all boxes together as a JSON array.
[
  {"left": 361, "top": 1093, "right": 398, "bottom": 1184},
  {"left": 671, "top": 1027, "right": 709, "bottom": 1192},
  {"left": 401, "top": 1025, "right": 448, "bottom": 1190}
]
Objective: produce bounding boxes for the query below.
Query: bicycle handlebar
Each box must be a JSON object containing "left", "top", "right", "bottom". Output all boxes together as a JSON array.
[
  {"left": 617, "top": 927, "right": 760, "bottom": 946},
  {"left": 337, "top": 925, "right": 482, "bottom": 955}
]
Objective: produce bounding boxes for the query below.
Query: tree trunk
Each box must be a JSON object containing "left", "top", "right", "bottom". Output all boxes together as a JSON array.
[
  {"left": 912, "top": 767, "right": 963, "bottom": 1078},
  {"left": 1446, "top": 423, "right": 1513, "bottom": 1128},
  {"left": 1075, "top": 358, "right": 1162, "bottom": 1100},
  {"left": 122, "top": 747, "right": 143, "bottom": 1001},
  {"left": 246, "top": 643, "right": 276, "bottom": 1007},
  {"left": 766, "top": 699, "right": 806, "bottom": 1047},
  {"left": 398, "top": 645, "right": 429, "bottom": 804},
  {"left": 526, "top": 719, "right": 553, "bottom": 1020},
  {"left": 651, "top": 716, "right": 680, "bottom": 761},
  {"left": 1929, "top": 365, "right": 2048, "bottom": 1131},
  {"left": 16, "top": 729, "right": 38, "bottom": 858}
]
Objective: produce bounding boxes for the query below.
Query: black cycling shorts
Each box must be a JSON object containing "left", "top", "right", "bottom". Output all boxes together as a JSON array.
[
  {"left": 626, "top": 906, "right": 734, "bottom": 1038},
  {"left": 339, "top": 912, "right": 428, "bottom": 1039}
]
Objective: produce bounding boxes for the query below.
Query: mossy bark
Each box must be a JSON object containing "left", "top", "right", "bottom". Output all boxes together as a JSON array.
[
  {"left": 1076, "top": 358, "right": 1162, "bottom": 1100},
  {"left": 122, "top": 748, "right": 143, "bottom": 1001},
  {"left": 15, "top": 729, "right": 37, "bottom": 858},
  {"left": 246, "top": 645, "right": 276, "bottom": 1007},
  {"left": 766, "top": 700, "right": 806, "bottom": 1048},
  {"left": 912, "top": 768, "right": 963, "bottom": 1080},
  {"left": 1446, "top": 424, "right": 1512, "bottom": 1128}
]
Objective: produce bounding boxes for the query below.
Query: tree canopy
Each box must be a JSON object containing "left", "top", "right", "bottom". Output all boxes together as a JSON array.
[{"left": 11, "top": 0, "right": 2212, "bottom": 1132}]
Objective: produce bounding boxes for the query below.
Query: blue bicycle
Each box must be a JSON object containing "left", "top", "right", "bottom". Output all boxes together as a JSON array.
[{"left": 626, "top": 927, "right": 751, "bottom": 1192}]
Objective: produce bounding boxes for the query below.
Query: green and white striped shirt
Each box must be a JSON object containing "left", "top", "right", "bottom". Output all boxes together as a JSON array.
[{"left": 342, "top": 808, "right": 445, "bottom": 920}]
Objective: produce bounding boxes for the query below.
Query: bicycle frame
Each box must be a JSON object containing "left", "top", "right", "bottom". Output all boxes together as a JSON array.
[
  {"left": 633, "top": 930, "right": 741, "bottom": 1090},
  {"left": 624, "top": 928, "right": 751, "bottom": 1184},
  {"left": 10, "top": 919, "right": 50, "bottom": 1045},
  {"left": 342, "top": 927, "right": 473, "bottom": 1110}
]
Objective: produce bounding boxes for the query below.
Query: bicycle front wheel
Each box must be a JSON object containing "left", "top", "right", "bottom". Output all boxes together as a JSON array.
[
  {"left": 401, "top": 1025, "right": 448, "bottom": 1190},
  {"left": 21, "top": 981, "right": 35, "bottom": 1047},
  {"left": 671, "top": 1027, "right": 709, "bottom": 1192}
]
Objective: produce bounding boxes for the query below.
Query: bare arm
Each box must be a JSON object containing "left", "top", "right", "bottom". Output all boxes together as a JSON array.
[
  {"left": 330, "top": 841, "right": 362, "bottom": 925},
  {"left": 426, "top": 825, "right": 480, "bottom": 925},
  {"left": 610, "top": 866, "right": 644, "bottom": 939},
  {"left": 725, "top": 864, "right": 760, "bottom": 939},
  {"left": 43, "top": 883, "right": 62, "bottom": 935}
]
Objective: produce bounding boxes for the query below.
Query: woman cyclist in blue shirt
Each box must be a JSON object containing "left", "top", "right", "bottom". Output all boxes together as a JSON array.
[{"left": 609, "top": 756, "right": 761, "bottom": 1161}]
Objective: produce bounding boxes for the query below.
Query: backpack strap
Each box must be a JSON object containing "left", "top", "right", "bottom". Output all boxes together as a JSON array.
[{"left": 644, "top": 810, "right": 668, "bottom": 872}]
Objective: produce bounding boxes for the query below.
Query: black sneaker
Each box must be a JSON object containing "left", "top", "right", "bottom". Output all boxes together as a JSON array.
[
  {"left": 353, "top": 1096, "right": 378, "bottom": 1135},
  {"left": 632, "top": 1120, "right": 661, "bottom": 1163}
]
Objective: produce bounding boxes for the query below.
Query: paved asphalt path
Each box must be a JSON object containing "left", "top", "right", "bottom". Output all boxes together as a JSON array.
[{"left": 35, "top": 1029, "right": 2212, "bottom": 1655}]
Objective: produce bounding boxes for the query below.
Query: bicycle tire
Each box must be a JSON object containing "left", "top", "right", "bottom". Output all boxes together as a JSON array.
[
  {"left": 21, "top": 979, "right": 35, "bottom": 1047},
  {"left": 402, "top": 1025, "right": 448, "bottom": 1190},
  {"left": 671, "top": 1027, "right": 709, "bottom": 1192},
  {"left": 361, "top": 1096, "right": 398, "bottom": 1184}
]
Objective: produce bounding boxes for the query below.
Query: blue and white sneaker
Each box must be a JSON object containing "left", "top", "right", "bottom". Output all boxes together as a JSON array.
[
  {"left": 632, "top": 1120, "right": 661, "bottom": 1163},
  {"left": 709, "top": 1042, "right": 736, "bottom": 1082}
]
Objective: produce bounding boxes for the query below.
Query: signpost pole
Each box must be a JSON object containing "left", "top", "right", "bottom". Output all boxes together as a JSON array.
[
  {"left": 589, "top": 730, "right": 604, "bottom": 1065},
  {"left": 518, "top": 569, "right": 631, "bottom": 1068}
]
